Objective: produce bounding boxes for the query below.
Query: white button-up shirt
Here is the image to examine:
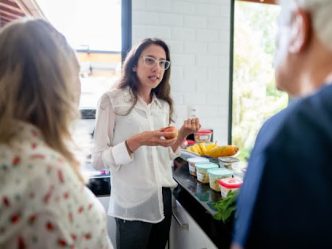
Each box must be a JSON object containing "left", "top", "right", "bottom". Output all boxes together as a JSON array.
[{"left": 92, "top": 87, "right": 178, "bottom": 223}]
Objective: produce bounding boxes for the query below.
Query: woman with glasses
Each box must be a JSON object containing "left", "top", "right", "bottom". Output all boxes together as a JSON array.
[{"left": 93, "top": 38, "right": 200, "bottom": 249}]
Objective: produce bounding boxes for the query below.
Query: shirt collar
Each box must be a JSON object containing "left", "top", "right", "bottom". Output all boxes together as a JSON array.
[
  {"left": 151, "top": 93, "right": 163, "bottom": 109},
  {"left": 136, "top": 92, "right": 163, "bottom": 109},
  {"left": 125, "top": 86, "right": 163, "bottom": 109}
]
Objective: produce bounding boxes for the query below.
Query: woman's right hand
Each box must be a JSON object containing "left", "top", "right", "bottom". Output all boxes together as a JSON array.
[{"left": 126, "top": 130, "right": 177, "bottom": 153}]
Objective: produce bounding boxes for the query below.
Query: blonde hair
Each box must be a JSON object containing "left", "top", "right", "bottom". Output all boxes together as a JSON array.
[{"left": 0, "top": 18, "right": 83, "bottom": 181}]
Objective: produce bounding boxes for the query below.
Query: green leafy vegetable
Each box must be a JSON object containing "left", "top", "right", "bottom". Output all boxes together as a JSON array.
[{"left": 213, "top": 190, "right": 239, "bottom": 223}]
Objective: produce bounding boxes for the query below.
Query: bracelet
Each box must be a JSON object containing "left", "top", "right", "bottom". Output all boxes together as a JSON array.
[{"left": 125, "top": 140, "right": 133, "bottom": 154}]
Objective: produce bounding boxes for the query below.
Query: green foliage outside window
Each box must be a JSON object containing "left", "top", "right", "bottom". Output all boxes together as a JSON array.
[{"left": 232, "top": 2, "right": 288, "bottom": 163}]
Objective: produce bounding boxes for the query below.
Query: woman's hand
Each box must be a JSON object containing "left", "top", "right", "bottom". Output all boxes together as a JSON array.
[
  {"left": 171, "top": 117, "right": 201, "bottom": 152},
  {"left": 126, "top": 130, "right": 177, "bottom": 153},
  {"left": 179, "top": 117, "right": 201, "bottom": 139},
  {"left": 126, "top": 118, "right": 201, "bottom": 154},
  {"left": 138, "top": 130, "right": 177, "bottom": 146}
]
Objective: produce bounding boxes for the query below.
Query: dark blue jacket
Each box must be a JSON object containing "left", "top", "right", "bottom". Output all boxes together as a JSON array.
[{"left": 233, "top": 84, "right": 332, "bottom": 249}]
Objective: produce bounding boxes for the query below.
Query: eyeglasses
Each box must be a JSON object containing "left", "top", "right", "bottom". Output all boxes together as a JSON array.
[{"left": 142, "top": 56, "right": 171, "bottom": 70}]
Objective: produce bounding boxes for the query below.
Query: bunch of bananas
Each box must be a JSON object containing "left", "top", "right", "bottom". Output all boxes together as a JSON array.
[{"left": 186, "top": 142, "right": 239, "bottom": 158}]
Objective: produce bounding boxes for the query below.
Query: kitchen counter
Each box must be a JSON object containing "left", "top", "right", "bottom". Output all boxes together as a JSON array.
[
  {"left": 173, "top": 157, "right": 221, "bottom": 216},
  {"left": 172, "top": 155, "right": 234, "bottom": 249},
  {"left": 82, "top": 162, "right": 111, "bottom": 196}
]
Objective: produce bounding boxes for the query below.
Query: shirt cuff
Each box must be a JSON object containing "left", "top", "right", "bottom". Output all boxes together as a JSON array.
[
  {"left": 169, "top": 146, "right": 181, "bottom": 160},
  {"left": 111, "top": 141, "right": 133, "bottom": 165}
]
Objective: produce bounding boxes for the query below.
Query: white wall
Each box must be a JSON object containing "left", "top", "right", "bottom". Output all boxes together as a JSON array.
[{"left": 132, "top": 0, "right": 232, "bottom": 143}]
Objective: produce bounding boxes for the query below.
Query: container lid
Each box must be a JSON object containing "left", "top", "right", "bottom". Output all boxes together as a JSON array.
[
  {"left": 187, "top": 157, "right": 209, "bottom": 163},
  {"left": 186, "top": 140, "right": 195, "bottom": 145},
  {"left": 195, "top": 129, "right": 212, "bottom": 135},
  {"left": 207, "top": 168, "right": 233, "bottom": 177},
  {"left": 218, "top": 156, "right": 239, "bottom": 163},
  {"left": 195, "top": 162, "right": 218, "bottom": 170},
  {"left": 217, "top": 177, "right": 243, "bottom": 188}
]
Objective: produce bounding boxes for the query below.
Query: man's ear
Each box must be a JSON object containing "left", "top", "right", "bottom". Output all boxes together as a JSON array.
[{"left": 289, "top": 9, "right": 312, "bottom": 53}]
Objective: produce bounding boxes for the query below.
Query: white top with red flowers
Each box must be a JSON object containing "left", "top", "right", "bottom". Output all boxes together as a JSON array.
[{"left": 0, "top": 122, "right": 113, "bottom": 249}]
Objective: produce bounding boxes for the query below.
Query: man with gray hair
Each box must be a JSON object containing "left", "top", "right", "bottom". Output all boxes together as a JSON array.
[{"left": 231, "top": 0, "right": 332, "bottom": 248}]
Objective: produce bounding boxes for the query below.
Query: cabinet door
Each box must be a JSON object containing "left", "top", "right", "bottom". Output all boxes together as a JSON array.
[{"left": 169, "top": 200, "right": 218, "bottom": 249}]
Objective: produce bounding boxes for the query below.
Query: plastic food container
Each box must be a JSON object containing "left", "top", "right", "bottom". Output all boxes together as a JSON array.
[
  {"left": 182, "top": 139, "right": 195, "bottom": 149},
  {"left": 194, "top": 129, "right": 213, "bottom": 143},
  {"left": 195, "top": 162, "right": 218, "bottom": 184},
  {"left": 217, "top": 177, "right": 243, "bottom": 198},
  {"left": 187, "top": 157, "right": 209, "bottom": 176},
  {"left": 207, "top": 168, "right": 233, "bottom": 192},
  {"left": 218, "top": 156, "right": 240, "bottom": 169}
]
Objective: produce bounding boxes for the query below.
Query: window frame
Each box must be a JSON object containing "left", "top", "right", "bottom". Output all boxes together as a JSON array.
[{"left": 121, "top": 0, "right": 132, "bottom": 61}]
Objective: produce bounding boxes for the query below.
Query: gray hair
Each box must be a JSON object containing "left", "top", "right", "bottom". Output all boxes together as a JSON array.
[{"left": 279, "top": 0, "right": 332, "bottom": 50}]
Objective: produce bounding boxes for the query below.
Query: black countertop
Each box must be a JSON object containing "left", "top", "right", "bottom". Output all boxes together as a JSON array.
[
  {"left": 173, "top": 156, "right": 233, "bottom": 249},
  {"left": 86, "top": 174, "right": 111, "bottom": 196},
  {"left": 173, "top": 158, "right": 222, "bottom": 216},
  {"left": 83, "top": 162, "right": 111, "bottom": 196}
]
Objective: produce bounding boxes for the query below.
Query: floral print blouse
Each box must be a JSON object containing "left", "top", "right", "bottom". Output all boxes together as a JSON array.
[{"left": 0, "top": 122, "right": 113, "bottom": 249}]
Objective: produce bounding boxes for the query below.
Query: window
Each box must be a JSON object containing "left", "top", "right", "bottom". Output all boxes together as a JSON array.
[
  {"left": 35, "top": 0, "right": 131, "bottom": 167},
  {"left": 231, "top": 1, "right": 288, "bottom": 163},
  {"left": 36, "top": 0, "right": 131, "bottom": 110}
]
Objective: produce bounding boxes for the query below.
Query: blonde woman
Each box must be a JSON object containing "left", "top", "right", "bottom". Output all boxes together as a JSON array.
[{"left": 0, "top": 19, "right": 113, "bottom": 248}]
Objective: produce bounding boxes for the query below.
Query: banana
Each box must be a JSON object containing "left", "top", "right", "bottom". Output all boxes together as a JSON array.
[
  {"left": 205, "top": 142, "right": 218, "bottom": 151},
  {"left": 186, "top": 144, "right": 202, "bottom": 155},
  {"left": 205, "top": 145, "right": 239, "bottom": 158},
  {"left": 187, "top": 143, "right": 239, "bottom": 158},
  {"left": 198, "top": 143, "right": 207, "bottom": 156}
]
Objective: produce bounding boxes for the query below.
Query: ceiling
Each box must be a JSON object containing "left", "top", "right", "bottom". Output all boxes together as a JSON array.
[
  {"left": 0, "top": 0, "right": 45, "bottom": 27},
  {"left": 0, "top": 0, "right": 277, "bottom": 28}
]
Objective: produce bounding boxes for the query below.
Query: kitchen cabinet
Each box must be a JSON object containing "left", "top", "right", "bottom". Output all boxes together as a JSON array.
[
  {"left": 172, "top": 156, "right": 233, "bottom": 248},
  {"left": 169, "top": 199, "right": 218, "bottom": 249}
]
